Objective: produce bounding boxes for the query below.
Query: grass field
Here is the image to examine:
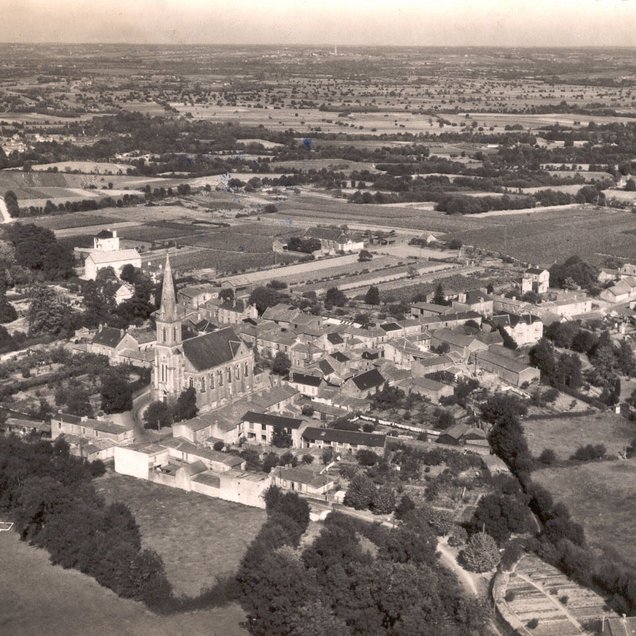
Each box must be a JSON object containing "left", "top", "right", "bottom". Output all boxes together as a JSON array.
[
  {"left": 523, "top": 412, "right": 635, "bottom": 461},
  {"left": 95, "top": 473, "right": 266, "bottom": 597},
  {"left": 0, "top": 530, "right": 248, "bottom": 636},
  {"left": 533, "top": 459, "right": 636, "bottom": 570}
]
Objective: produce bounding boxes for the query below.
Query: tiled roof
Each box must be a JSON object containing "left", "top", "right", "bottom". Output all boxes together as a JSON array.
[
  {"left": 302, "top": 426, "right": 386, "bottom": 448},
  {"left": 351, "top": 368, "right": 385, "bottom": 391},
  {"left": 241, "top": 411, "right": 304, "bottom": 429},
  {"left": 182, "top": 326, "right": 244, "bottom": 371},
  {"left": 92, "top": 326, "right": 124, "bottom": 348}
]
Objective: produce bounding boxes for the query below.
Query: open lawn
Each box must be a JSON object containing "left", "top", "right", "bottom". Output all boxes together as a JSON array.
[
  {"left": 0, "top": 530, "right": 248, "bottom": 636},
  {"left": 523, "top": 412, "right": 635, "bottom": 461},
  {"left": 533, "top": 460, "right": 636, "bottom": 571},
  {"left": 95, "top": 473, "right": 266, "bottom": 597}
]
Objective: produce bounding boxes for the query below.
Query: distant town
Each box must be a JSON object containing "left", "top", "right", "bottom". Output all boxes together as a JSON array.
[{"left": 0, "top": 43, "right": 636, "bottom": 636}]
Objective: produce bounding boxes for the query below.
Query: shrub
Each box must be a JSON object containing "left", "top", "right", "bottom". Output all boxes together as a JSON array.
[
  {"left": 504, "top": 590, "right": 516, "bottom": 602},
  {"left": 459, "top": 532, "right": 500, "bottom": 572},
  {"left": 527, "top": 618, "right": 539, "bottom": 629}
]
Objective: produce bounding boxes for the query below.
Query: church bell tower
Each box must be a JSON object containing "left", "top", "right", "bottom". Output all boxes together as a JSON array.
[{"left": 153, "top": 254, "right": 184, "bottom": 402}]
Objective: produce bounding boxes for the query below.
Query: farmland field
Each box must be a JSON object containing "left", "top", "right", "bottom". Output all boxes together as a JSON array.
[
  {"left": 523, "top": 412, "right": 635, "bottom": 461},
  {"left": 95, "top": 473, "right": 266, "bottom": 597},
  {"left": 0, "top": 530, "right": 248, "bottom": 636},
  {"left": 534, "top": 460, "right": 636, "bottom": 570}
]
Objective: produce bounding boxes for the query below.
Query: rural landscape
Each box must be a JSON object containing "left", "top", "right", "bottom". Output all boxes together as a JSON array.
[{"left": 1, "top": 15, "right": 636, "bottom": 636}]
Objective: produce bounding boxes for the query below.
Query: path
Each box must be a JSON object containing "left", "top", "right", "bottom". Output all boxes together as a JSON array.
[
  {"left": 436, "top": 537, "right": 480, "bottom": 597},
  {"left": 0, "top": 197, "right": 12, "bottom": 223},
  {"left": 113, "top": 388, "right": 153, "bottom": 443},
  {"left": 515, "top": 570, "right": 583, "bottom": 633}
]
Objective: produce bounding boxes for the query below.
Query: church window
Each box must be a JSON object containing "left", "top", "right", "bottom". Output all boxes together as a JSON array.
[
  {"left": 244, "top": 362, "right": 249, "bottom": 376},
  {"left": 162, "top": 327, "right": 166, "bottom": 342},
  {"left": 188, "top": 377, "right": 193, "bottom": 389},
  {"left": 226, "top": 367, "right": 231, "bottom": 382},
  {"left": 218, "top": 371, "right": 223, "bottom": 386},
  {"left": 209, "top": 374, "right": 215, "bottom": 389},
  {"left": 235, "top": 365, "right": 240, "bottom": 380},
  {"left": 200, "top": 377, "right": 206, "bottom": 393},
  {"left": 173, "top": 327, "right": 177, "bottom": 342}
]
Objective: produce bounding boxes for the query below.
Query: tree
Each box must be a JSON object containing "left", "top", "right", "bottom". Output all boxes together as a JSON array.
[
  {"left": 143, "top": 401, "right": 172, "bottom": 429},
  {"left": 459, "top": 532, "right": 500, "bottom": 572},
  {"left": 27, "top": 286, "right": 75, "bottom": 337},
  {"left": 344, "top": 473, "right": 376, "bottom": 510},
  {"left": 272, "top": 351, "right": 291, "bottom": 376},
  {"left": 371, "top": 486, "right": 396, "bottom": 515},
  {"left": 119, "top": 264, "right": 138, "bottom": 284},
  {"left": 173, "top": 387, "right": 198, "bottom": 422},
  {"left": 272, "top": 427, "right": 293, "bottom": 448},
  {"left": 358, "top": 249, "right": 373, "bottom": 262},
  {"left": 100, "top": 372, "right": 133, "bottom": 414},
  {"left": 324, "top": 286, "right": 347, "bottom": 308},
  {"left": 538, "top": 448, "right": 556, "bottom": 465},
  {"left": 364, "top": 285, "right": 380, "bottom": 305},
  {"left": 626, "top": 178, "right": 636, "bottom": 192},
  {"left": 248, "top": 286, "right": 287, "bottom": 314},
  {"left": 433, "top": 283, "right": 447, "bottom": 306},
  {"left": 66, "top": 386, "right": 93, "bottom": 417},
  {"left": 219, "top": 287, "right": 234, "bottom": 303}
]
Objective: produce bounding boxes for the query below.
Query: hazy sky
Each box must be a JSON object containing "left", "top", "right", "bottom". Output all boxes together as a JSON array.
[{"left": 2, "top": 0, "right": 636, "bottom": 47}]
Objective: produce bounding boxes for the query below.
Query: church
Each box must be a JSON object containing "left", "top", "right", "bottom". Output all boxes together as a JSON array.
[{"left": 152, "top": 255, "right": 255, "bottom": 409}]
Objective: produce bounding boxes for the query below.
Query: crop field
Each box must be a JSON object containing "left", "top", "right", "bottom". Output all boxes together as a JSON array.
[
  {"left": 95, "top": 473, "right": 266, "bottom": 597},
  {"left": 452, "top": 205, "right": 636, "bottom": 266},
  {"left": 30, "top": 161, "right": 132, "bottom": 174},
  {"left": 523, "top": 412, "right": 634, "bottom": 461},
  {"left": 0, "top": 530, "right": 248, "bottom": 636},
  {"left": 30, "top": 212, "right": 125, "bottom": 230},
  {"left": 116, "top": 223, "right": 204, "bottom": 243},
  {"left": 500, "top": 553, "right": 610, "bottom": 636},
  {"left": 533, "top": 460, "right": 636, "bottom": 571}
]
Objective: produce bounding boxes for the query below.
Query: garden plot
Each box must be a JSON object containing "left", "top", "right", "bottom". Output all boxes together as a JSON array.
[{"left": 501, "top": 554, "right": 610, "bottom": 636}]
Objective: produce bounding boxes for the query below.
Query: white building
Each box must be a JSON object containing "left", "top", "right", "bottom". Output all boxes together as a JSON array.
[
  {"left": 84, "top": 248, "right": 142, "bottom": 280},
  {"left": 93, "top": 229, "right": 120, "bottom": 251}
]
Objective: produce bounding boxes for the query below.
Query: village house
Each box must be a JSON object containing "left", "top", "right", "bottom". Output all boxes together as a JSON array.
[
  {"left": 410, "top": 302, "right": 452, "bottom": 319},
  {"left": 288, "top": 371, "right": 324, "bottom": 397},
  {"left": 84, "top": 248, "right": 142, "bottom": 281},
  {"left": 114, "top": 283, "right": 134, "bottom": 305},
  {"left": 239, "top": 411, "right": 305, "bottom": 447},
  {"left": 521, "top": 267, "right": 550, "bottom": 295},
  {"left": 431, "top": 328, "right": 489, "bottom": 361},
  {"left": 178, "top": 284, "right": 218, "bottom": 312},
  {"left": 452, "top": 290, "right": 494, "bottom": 317},
  {"left": 492, "top": 313, "right": 544, "bottom": 347},
  {"left": 411, "top": 353, "right": 454, "bottom": 376},
  {"left": 475, "top": 349, "right": 541, "bottom": 387},
  {"left": 3, "top": 417, "right": 49, "bottom": 439},
  {"left": 93, "top": 229, "right": 120, "bottom": 251},
  {"left": 600, "top": 277, "right": 636, "bottom": 304},
  {"left": 304, "top": 226, "right": 364, "bottom": 255},
  {"left": 50, "top": 413, "right": 133, "bottom": 461},
  {"left": 407, "top": 376, "right": 454, "bottom": 404},
  {"left": 272, "top": 466, "right": 335, "bottom": 497},
  {"left": 341, "top": 368, "right": 385, "bottom": 398},
  {"left": 419, "top": 311, "right": 483, "bottom": 331},
  {"left": 204, "top": 297, "right": 259, "bottom": 325},
  {"left": 114, "top": 441, "right": 269, "bottom": 508},
  {"left": 302, "top": 426, "right": 386, "bottom": 454}
]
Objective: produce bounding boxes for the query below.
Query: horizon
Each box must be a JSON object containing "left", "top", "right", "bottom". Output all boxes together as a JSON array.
[{"left": 2, "top": 1, "right": 636, "bottom": 48}]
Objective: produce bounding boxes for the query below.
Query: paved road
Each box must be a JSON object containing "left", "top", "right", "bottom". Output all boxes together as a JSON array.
[{"left": 114, "top": 388, "right": 153, "bottom": 443}]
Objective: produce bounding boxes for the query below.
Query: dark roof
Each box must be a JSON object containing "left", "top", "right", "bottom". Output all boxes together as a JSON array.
[
  {"left": 351, "top": 368, "right": 385, "bottom": 391},
  {"left": 95, "top": 229, "right": 113, "bottom": 238},
  {"left": 182, "top": 327, "right": 244, "bottom": 371},
  {"left": 53, "top": 413, "right": 83, "bottom": 424},
  {"left": 303, "top": 426, "right": 386, "bottom": 448},
  {"left": 92, "top": 326, "right": 124, "bottom": 348},
  {"left": 526, "top": 267, "right": 547, "bottom": 275},
  {"left": 380, "top": 322, "right": 402, "bottom": 332},
  {"left": 290, "top": 372, "right": 323, "bottom": 387},
  {"left": 330, "top": 351, "right": 349, "bottom": 363},
  {"left": 241, "top": 411, "right": 303, "bottom": 430},
  {"left": 327, "top": 332, "right": 344, "bottom": 344},
  {"left": 318, "top": 359, "right": 335, "bottom": 375}
]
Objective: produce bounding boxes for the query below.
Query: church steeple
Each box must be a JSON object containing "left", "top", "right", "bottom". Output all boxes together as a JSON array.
[{"left": 160, "top": 253, "right": 177, "bottom": 321}]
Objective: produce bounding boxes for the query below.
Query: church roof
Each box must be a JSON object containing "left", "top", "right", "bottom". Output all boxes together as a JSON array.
[{"left": 182, "top": 326, "right": 244, "bottom": 371}]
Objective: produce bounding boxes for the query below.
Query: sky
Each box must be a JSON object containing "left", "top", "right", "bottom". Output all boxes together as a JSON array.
[{"left": 1, "top": 0, "right": 636, "bottom": 47}]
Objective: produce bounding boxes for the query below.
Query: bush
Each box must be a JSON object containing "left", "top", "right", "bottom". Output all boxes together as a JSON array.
[
  {"left": 459, "top": 532, "right": 500, "bottom": 572},
  {"left": 538, "top": 448, "right": 557, "bottom": 465},
  {"left": 504, "top": 590, "right": 516, "bottom": 602},
  {"left": 570, "top": 444, "right": 606, "bottom": 461},
  {"left": 213, "top": 441, "right": 224, "bottom": 451},
  {"left": 527, "top": 618, "right": 539, "bottom": 629}
]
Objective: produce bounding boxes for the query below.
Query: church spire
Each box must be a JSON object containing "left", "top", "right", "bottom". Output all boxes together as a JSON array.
[{"left": 160, "top": 253, "right": 177, "bottom": 321}]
